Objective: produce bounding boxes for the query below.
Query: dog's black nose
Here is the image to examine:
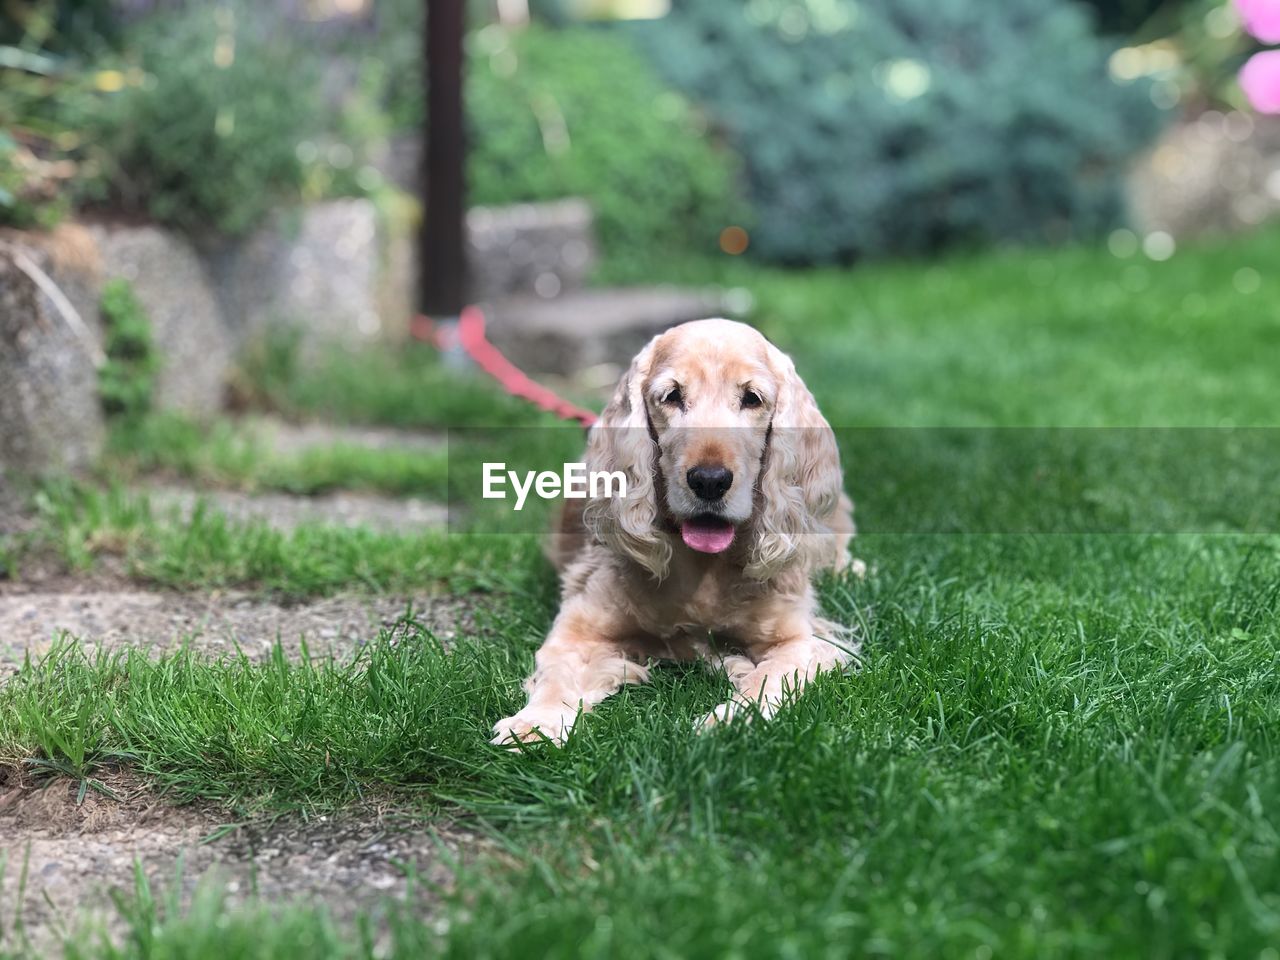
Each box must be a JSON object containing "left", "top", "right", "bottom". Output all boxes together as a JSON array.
[{"left": 687, "top": 465, "right": 733, "bottom": 501}]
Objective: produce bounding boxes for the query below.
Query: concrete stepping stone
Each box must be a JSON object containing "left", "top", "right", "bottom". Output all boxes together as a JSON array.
[
  {"left": 143, "top": 485, "right": 448, "bottom": 534},
  {"left": 483, "top": 286, "right": 742, "bottom": 377},
  {"left": 240, "top": 416, "right": 445, "bottom": 457},
  {"left": 0, "top": 583, "right": 473, "bottom": 675}
]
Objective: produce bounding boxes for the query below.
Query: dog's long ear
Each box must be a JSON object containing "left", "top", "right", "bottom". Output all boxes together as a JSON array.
[
  {"left": 747, "top": 346, "right": 843, "bottom": 580},
  {"left": 583, "top": 338, "right": 670, "bottom": 579}
]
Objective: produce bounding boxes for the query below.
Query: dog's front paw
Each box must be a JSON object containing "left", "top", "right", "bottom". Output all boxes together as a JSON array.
[
  {"left": 491, "top": 709, "right": 576, "bottom": 748},
  {"left": 695, "top": 697, "right": 782, "bottom": 733},
  {"left": 694, "top": 700, "right": 743, "bottom": 733}
]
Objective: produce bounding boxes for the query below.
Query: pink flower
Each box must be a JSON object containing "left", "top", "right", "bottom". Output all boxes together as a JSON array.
[
  {"left": 1235, "top": 0, "right": 1280, "bottom": 43},
  {"left": 1240, "top": 50, "right": 1280, "bottom": 113}
]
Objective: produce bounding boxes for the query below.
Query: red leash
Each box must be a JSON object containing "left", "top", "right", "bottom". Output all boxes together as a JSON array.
[{"left": 411, "top": 305, "right": 599, "bottom": 428}]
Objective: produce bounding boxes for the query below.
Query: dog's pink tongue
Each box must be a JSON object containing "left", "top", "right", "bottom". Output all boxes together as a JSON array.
[{"left": 681, "top": 518, "right": 736, "bottom": 554}]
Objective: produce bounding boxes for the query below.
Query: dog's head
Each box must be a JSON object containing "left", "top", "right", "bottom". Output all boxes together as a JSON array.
[{"left": 584, "top": 318, "right": 842, "bottom": 580}]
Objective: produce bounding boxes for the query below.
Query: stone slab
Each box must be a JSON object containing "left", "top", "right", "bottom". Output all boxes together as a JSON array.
[
  {"left": 482, "top": 286, "right": 735, "bottom": 376},
  {"left": 89, "top": 222, "right": 234, "bottom": 419},
  {"left": 0, "top": 226, "right": 106, "bottom": 472}
]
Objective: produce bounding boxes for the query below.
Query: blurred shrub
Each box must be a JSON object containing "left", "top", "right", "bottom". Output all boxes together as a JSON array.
[
  {"left": 1139, "top": 0, "right": 1256, "bottom": 111},
  {"left": 0, "top": 129, "right": 69, "bottom": 229},
  {"left": 226, "top": 323, "right": 304, "bottom": 414},
  {"left": 0, "top": 0, "right": 120, "bottom": 52},
  {"left": 361, "top": 0, "right": 426, "bottom": 131},
  {"left": 635, "top": 0, "right": 1166, "bottom": 263},
  {"left": 72, "top": 3, "right": 323, "bottom": 235},
  {"left": 0, "top": 18, "right": 97, "bottom": 228},
  {"left": 99, "top": 278, "right": 157, "bottom": 421},
  {"left": 466, "top": 25, "right": 743, "bottom": 262},
  {"left": 356, "top": 9, "right": 742, "bottom": 262},
  {"left": 1079, "top": 0, "right": 1181, "bottom": 34}
]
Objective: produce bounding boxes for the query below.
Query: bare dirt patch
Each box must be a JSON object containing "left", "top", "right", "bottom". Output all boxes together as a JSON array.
[
  {"left": 1, "top": 766, "right": 486, "bottom": 954},
  {"left": 0, "top": 580, "right": 475, "bottom": 674}
]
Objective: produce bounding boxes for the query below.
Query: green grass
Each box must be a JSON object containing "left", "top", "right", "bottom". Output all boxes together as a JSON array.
[
  {"left": 4, "top": 534, "right": 1280, "bottom": 956},
  {"left": 0, "top": 623, "right": 523, "bottom": 811},
  {"left": 104, "top": 414, "right": 452, "bottom": 499},
  {"left": 31, "top": 481, "right": 540, "bottom": 597},
  {"left": 59, "top": 879, "right": 360, "bottom": 960},
  {"left": 750, "top": 229, "right": 1280, "bottom": 428},
  {"left": 242, "top": 338, "right": 550, "bottom": 429},
  {"left": 608, "top": 229, "right": 1280, "bottom": 426},
  {"left": 6, "top": 228, "right": 1280, "bottom": 957}
]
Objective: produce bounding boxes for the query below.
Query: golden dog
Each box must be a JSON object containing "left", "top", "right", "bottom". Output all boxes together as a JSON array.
[{"left": 493, "top": 318, "right": 859, "bottom": 745}]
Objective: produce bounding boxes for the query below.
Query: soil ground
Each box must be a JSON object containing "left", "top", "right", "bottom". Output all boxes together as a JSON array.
[{"left": 1, "top": 766, "right": 487, "bottom": 954}]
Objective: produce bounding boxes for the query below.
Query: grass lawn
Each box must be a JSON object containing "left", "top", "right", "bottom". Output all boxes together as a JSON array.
[
  {"left": 104, "top": 414, "right": 453, "bottom": 499},
  {"left": 4, "top": 229, "right": 1280, "bottom": 958}
]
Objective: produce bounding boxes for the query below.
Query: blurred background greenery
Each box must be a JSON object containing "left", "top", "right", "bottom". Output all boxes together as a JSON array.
[{"left": 0, "top": 0, "right": 1270, "bottom": 270}]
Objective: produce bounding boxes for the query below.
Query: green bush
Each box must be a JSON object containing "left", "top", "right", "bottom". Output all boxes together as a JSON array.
[
  {"left": 0, "top": 129, "right": 67, "bottom": 229},
  {"left": 98, "top": 278, "right": 157, "bottom": 420},
  {"left": 73, "top": 3, "right": 322, "bottom": 235},
  {"left": 1079, "top": 0, "right": 1185, "bottom": 34},
  {"left": 0, "top": 0, "right": 120, "bottom": 52},
  {"left": 1154, "top": 0, "right": 1255, "bottom": 111},
  {"left": 467, "top": 25, "right": 744, "bottom": 264},
  {"left": 635, "top": 0, "right": 1166, "bottom": 264},
  {"left": 359, "top": 13, "right": 744, "bottom": 265},
  {"left": 0, "top": 23, "right": 99, "bottom": 229}
]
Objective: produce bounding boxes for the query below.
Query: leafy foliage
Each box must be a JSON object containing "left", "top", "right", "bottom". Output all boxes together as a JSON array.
[
  {"left": 0, "top": 129, "right": 67, "bottom": 228},
  {"left": 1154, "top": 0, "right": 1257, "bottom": 111},
  {"left": 98, "top": 278, "right": 156, "bottom": 420},
  {"left": 0, "top": 28, "right": 98, "bottom": 228},
  {"left": 360, "top": 13, "right": 744, "bottom": 264},
  {"left": 1079, "top": 0, "right": 1177, "bottom": 33},
  {"left": 467, "top": 25, "right": 744, "bottom": 264},
  {"left": 635, "top": 0, "right": 1166, "bottom": 263},
  {"left": 0, "top": 0, "right": 121, "bottom": 52},
  {"left": 73, "top": 3, "right": 322, "bottom": 235}
]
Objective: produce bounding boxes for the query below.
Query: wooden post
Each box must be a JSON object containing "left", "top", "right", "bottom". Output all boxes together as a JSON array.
[{"left": 420, "top": 0, "right": 467, "bottom": 316}]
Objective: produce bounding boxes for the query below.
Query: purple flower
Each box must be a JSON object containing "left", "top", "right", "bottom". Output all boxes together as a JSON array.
[
  {"left": 1240, "top": 49, "right": 1280, "bottom": 113},
  {"left": 1235, "top": 0, "right": 1280, "bottom": 43}
]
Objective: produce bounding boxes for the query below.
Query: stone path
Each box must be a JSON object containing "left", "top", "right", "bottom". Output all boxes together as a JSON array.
[
  {"left": 0, "top": 576, "right": 483, "bottom": 952},
  {"left": 143, "top": 485, "right": 449, "bottom": 534},
  {"left": 0, "top": 418, "right": 487, "bottom": 953},
  {"left": 0, "top": 577, "right": 475, "bottom": 675},
  {"left": 0, "top": 567, "right": 485, "bottom": 952},
  {"left": 239, "top": 416, "right": 445, "bottom": 457},
  {"left": 485, "top": 286, "right": 742, "bottom": 377},
  {"left": 137, "top": 415, "right": 450, "bottom": 534}
]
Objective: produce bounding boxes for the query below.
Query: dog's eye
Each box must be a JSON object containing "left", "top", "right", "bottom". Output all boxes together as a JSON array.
[
  {"left": 661, "top": 387, "right": 683, "bottom": 408},
  {"left": 741, "top": 389, "right": 763, "bottom": 409}
]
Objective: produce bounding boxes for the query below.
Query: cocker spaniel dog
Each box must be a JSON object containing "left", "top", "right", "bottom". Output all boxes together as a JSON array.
[{"left": 492, "top": 318, "right": 860, "bottom": 746}]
